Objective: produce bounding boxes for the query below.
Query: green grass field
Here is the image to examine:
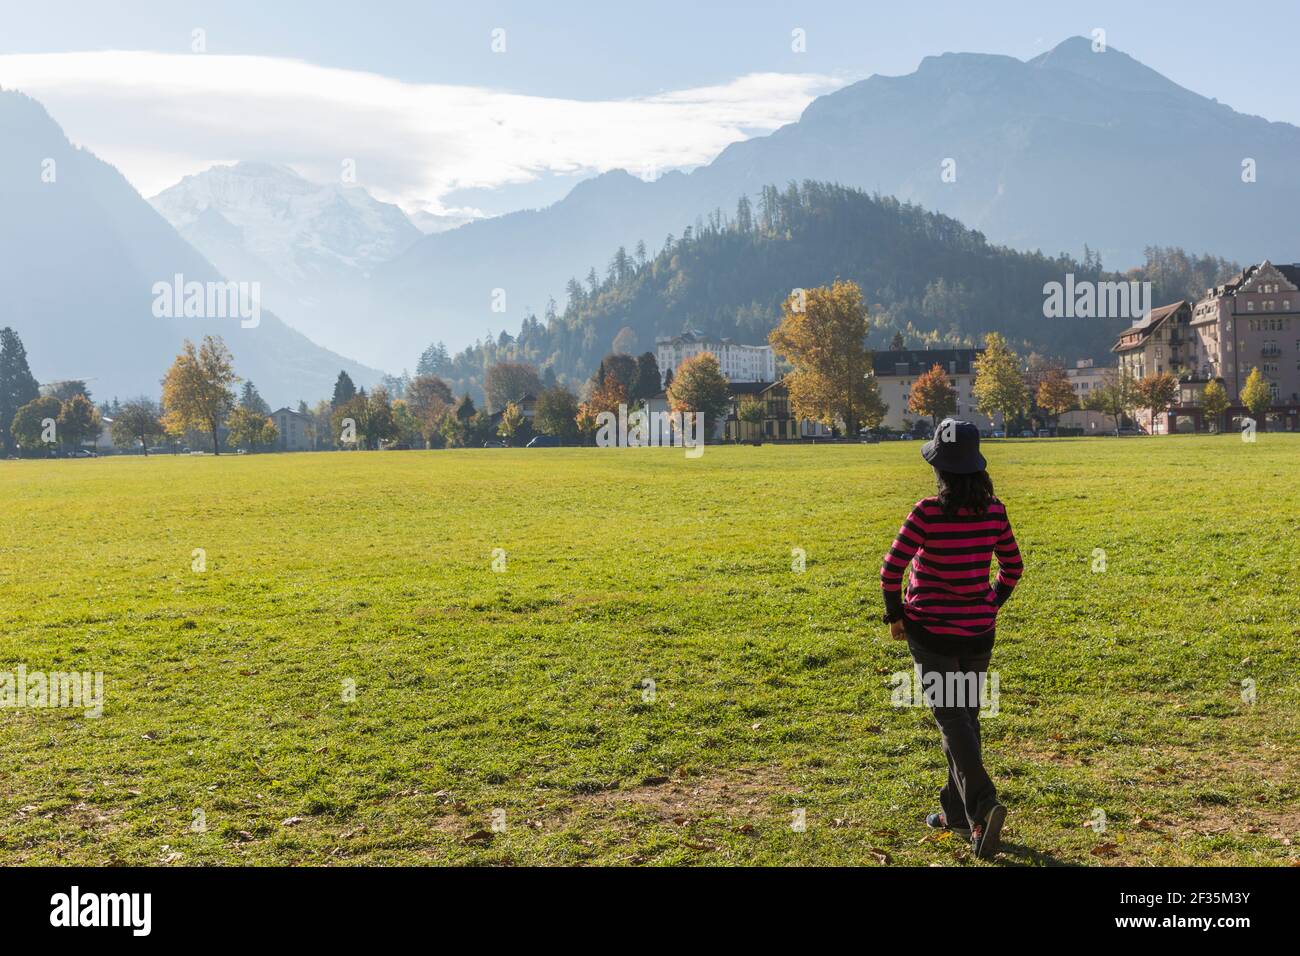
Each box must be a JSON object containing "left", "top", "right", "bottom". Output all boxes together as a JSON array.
[{"left": 2, "top": 435, "right": 1298, "bottom": 866}]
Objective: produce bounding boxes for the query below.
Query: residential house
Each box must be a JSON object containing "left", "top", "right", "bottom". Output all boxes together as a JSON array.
[
  {"left": 1111, "top": 300, "right": 1195, "bottom": 434},
  {"left": 1057, "top": 409, "right": 1114, "bottom": 434},
  {"left": 486, "top": 393, "right": 540, "bottom": 437},
  {"left": 1065, "top": 359, "right": 1105, "bottom": 404},
  {"left": 645, "top": 390, "right": 727, "bottom": 442},
  {"left": 868, "top": 349, "right": 993, "bottom": 433},
  {"left": 270, "top": 407, "right": 314, "bottom": 451},
  {"left": 723, "top": 379, "right": 831, "bottom": 441},
  {"left": 93, "top": 417, "right": 115, "bottom": 453}
]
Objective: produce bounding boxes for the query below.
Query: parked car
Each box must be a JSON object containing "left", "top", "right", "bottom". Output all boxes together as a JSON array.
[
  {"left": 1020, "top": 429, "right": 1035, "bottom": 438},
  {"left": 1037, "top": 429, "right": 1053, "bottom": 438},
  {"left": 482, "top": 440, "right": 507, "bottom": 448},
  {"left": 991, "top": 429, "right": 1006, "bottom": 439},
  {"left": 72, "top": 448, "right": 97, "bottom": 458},
  {"left": 526, "top": 435, "right": 561, "bottom": 447}
]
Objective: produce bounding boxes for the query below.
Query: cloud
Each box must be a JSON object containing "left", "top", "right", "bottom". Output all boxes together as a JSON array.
[{"left": 0, "top": 51, "right": 846, "bottom": 212}]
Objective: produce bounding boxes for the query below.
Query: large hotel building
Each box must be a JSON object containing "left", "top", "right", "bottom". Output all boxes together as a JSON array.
[
  {"left": 1113, "top": 260, "right": 1300, "bottom": 433},
  {"left": 655, "top": 331, "right": 776, "bottom": 385}
]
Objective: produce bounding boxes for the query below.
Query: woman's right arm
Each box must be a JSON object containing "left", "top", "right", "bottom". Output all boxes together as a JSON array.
[{"left": 880, "top": 502, "right": 927, "bottom": 620}]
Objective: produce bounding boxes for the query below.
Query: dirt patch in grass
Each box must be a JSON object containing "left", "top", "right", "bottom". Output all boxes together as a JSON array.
[
  {"left": 403, "top": 769, "right": 801, "bottom": 856},
  {"left": 566, "top": 766, "right": 797, "bottom": 824},
  {"left": 1177, "top": 805, "right": 1300, "bottom": 843}
]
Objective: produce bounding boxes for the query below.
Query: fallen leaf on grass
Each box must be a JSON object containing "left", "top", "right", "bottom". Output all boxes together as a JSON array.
[
  {"left": 869, "top": 848, "right": 892, "bottom": 865},
  {"left": 281, "top": 816, "right": 304, "bottom": 827},
  {"left": 463, "top": 830, "right": 494, "bottom": 844},
  {"left": 1090, "top": 843, "right": 1119, "bottom": 857}
]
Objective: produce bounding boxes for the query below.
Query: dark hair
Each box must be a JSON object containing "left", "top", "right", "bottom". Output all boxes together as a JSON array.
[{"left": 935, "top": 468, "right": 995, "bottom": 517}]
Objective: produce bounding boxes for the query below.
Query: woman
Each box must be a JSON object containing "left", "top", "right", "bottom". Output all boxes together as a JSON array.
[{"left": 880, "top": 419, "right": 1022, "bottom": 860}]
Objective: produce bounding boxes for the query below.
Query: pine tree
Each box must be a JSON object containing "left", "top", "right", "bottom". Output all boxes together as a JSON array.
[
  {"left": 240, "top": 381, "right": 271, "bottom": 415},
  {"left": 0, "top": 327, "right": 41, "bottom": 453},
  {"left": 417, "top": 342, "right": 451, "bottom": 378},
  {"left": 633, "top": 352, "right": 662, "bottom": 401},
  {"left": 332, "top": 370, "right": 357, "bottom": 408}
]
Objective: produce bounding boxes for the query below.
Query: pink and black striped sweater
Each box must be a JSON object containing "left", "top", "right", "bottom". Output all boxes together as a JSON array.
[{"left": 880, "top": 496, "right": 1022, "bottom": 653}]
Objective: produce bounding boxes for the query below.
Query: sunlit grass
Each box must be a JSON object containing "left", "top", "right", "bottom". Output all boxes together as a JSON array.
[{"left": 1, "top": 435, "right": 1297, "bottom": 865}]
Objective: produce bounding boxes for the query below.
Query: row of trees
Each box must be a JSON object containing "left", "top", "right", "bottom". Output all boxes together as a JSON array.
[
  {"left": 1, "top": 330, "right": 282, "bottom": 456},
  {"left": 761, "top": 281, "right": 1275, "bottom": 438},
  {"left": 904, "top": 334, "right": 1274, "bottom": 436},
  {"left": 762, "top": 281, "right": 1041, "bottom": 435},
  {"left": 1081, "top": 365, "right": 1272, "bottom": 435},
  {"left": 1, "top": 328, "right": 118, "bottom": 454}
]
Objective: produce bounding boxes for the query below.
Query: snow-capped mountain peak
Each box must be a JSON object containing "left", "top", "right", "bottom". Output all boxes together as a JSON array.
[
  {"left": 148, "top": 161, "right": 424, "bottom": 365},
  {"left": 151, "top": 161, "right": 420, "bottom": 280}
]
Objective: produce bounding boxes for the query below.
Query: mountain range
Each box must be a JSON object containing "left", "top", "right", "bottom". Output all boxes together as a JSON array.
[
  {"left": 365, "top": 36, "right": 1300, "bottom": 370},
  {"left": 4, "top": 36, "right": 1298, "bottom": 401},
  {"left": 0, "top": 90, "right": 384, "bottom": 408}
]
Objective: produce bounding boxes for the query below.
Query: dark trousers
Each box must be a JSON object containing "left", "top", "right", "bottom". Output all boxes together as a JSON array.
[{"left": 907, "top": 637, "right": 997, "bottom": 830}]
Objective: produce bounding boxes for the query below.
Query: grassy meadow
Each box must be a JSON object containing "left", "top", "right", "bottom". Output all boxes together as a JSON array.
[{"left": 1, "top": 435, "right": 1298, "bottom": 866}]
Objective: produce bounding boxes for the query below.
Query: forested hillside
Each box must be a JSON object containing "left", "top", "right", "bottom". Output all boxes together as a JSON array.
[{"left": 422, "top": 182, "right": 1237, "bottom": 400}]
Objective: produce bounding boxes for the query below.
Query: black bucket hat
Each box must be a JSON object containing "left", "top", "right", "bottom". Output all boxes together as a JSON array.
[{"left": 920, "top": 418, "right": 986, "bottom": 474}]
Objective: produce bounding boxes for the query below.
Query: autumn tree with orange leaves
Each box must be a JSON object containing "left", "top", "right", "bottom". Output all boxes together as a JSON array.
[
  {"left": 576, "top": 378, "right": 627, "bottom": 444},
  {"left": 907, "top": 364, "right": 957, "bottom": 428},
  {"left": 1035, "top": 366, "right": 1077, "bottom": 424}
]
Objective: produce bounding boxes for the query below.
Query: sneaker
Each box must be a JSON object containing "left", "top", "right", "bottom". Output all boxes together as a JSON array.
[
  {"left": 925, "top": 811, "right": 971, "bottom": 839},
  {"left": 970, "top": 803, "right": 1006, "bottom": 860}
]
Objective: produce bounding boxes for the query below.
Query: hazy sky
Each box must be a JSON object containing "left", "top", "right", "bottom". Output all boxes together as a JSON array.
[{"left": 3, "top": 0, "right": 1297, "bottom": 216}]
